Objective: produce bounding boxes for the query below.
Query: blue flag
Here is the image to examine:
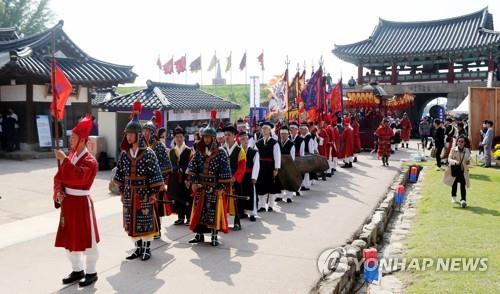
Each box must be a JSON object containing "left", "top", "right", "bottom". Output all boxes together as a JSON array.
[{"left": 301, "top": 66, "right": 323, "bottom": 111}]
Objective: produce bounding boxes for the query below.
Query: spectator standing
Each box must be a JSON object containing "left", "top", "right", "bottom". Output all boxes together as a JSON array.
[
  {"left": 418, "top": 118, "right": 431, "bottom": 150},
  {"left": 433, "top": 119, "right": 445, "bottom": 171},
  {"left": 480, "top": 120, "right": 494, "bottom": 168},
  {"left": 443, "top": 136, "right": 471, "bottom": 208}
]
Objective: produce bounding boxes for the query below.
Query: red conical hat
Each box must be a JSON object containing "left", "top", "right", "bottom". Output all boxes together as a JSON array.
[{"left": 72, "top": 114, "right": 93, "bottom": 140}]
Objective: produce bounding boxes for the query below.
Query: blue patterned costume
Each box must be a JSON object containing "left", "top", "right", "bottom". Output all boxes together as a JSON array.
[{"left": 187, "top": 142, "right": 232, "bottom": 233}]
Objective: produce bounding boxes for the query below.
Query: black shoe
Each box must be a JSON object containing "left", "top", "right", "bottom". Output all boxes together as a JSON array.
[
  {"left": 348, "top": 162, "right": 353, "bottom": 168},
  {"left": 188, "top": 234, "right": 204, "bottom": 243},
  {"left": 322, "top": 176, "right": 327, "bottom": 181},
  {"left": 240, "top": 214, "right": 248, "bottom": 219},
  {"left": 267, "top": 207, "right": 274, "bottom": 212},
  {"left": 406, "top": 143, "right": 409, "bottom": 148},
  {"left": 286, "top": 198, "right": 292, "bottom": 203},
  {"left": 233, "top": 223, "right": 241, "bottom": 231},
  {"left": 275, "top": 197, "right": 283, "bottom": 202},
  {"left": 141, "top": 241, "right": 151, "bottom": 261},
  {"left": 325, "top": 173, "right": 332, "bottom": 178},
  {"left": 211, "top": 233, "right": 219, "bottom": 246},
  {"left": 333, "top": 168, "right": 337, "bottom": 172},
  {"left": 341, "top": 163, "right": 349, "bottom": 168},
  {"left": 174, "top": 219, "right": 184, "bottom": 225},
  {"left": 257, "top": 207, "right": 266, "bottom": 212},
  {"left": 154, "top": 232, "right": 161, "bottom": 240},
  {"left": 295, "top": 191, "right": 301, "bottom": 196},
  {"left": 353, "top": 157, "right": 358, "bottom": 163},
  {"left": 249, "top": 215, "right": 256, "bottom": 222},
  {"left": 300, "top": 187, "right": 310, "bottom": 191},
  {"left": 126, "top": 240, "right": 143, "bottom": 260},
  {"left": 78, "top": 273, "right": 98, "bottom": 287},
  {"left": 62, "top": 271, "right": 85, "bottom": 284}
]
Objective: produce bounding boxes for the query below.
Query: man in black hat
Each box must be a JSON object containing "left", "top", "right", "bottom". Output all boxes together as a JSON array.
[
  {"left": 278, "top": 126, "right": 296, "bottom": 203},
  {"left": 187, "top": 124, "right": 232, "bottom": 246},
  {"left": 143, "top": 120, "right": 173, "bottom": 239},
  {"left": 168, "top": 126, "right": 193, "bottom": 225},
  {"left": 238, "top": 131, "right": 259, "bottom": 221},
  {"left": 113, "top": 110, "right": 164, "bottom": 261},
  {"left": 289, "top": 121, "right": 304, "bottom": 196},
  {"left": 299, "top": 122, "right": 314, "bottom": 190},
  {"left": 223, "top": 124, "right": 247, "bottom": 230},
  {"left": 255, "top": 121, "right": 282, "bottom": 212}
]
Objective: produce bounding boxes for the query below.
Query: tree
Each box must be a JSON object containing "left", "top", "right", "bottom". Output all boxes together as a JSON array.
[{"left": 0, "top": 0, "right": 53, "bottom": 35}]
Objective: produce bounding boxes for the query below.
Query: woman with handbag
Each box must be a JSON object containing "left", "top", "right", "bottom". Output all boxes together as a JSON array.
[{"left": 443, "top": 136, "right": 470, "bottom": 208}]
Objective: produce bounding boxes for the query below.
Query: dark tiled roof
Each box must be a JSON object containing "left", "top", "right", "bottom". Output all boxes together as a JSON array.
[
  {"left": 333, "top": 8, "right": 500, "bottom": 63},
  {"left": 101, "top": 81, "right": 240, "bottom": 111},
  {"left": 0, "top": 21, "right": 137, "bottom": 86},
  {"left": 91, "top": 87, "right": 119, "bottom": 106},
  {"left": 0, "top": 27, "right": 19, "bottom": 41}
]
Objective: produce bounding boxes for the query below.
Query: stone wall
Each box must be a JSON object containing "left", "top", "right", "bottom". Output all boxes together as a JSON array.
[{"left": 311, "top": 165, "right": 422, "bottom": 294}]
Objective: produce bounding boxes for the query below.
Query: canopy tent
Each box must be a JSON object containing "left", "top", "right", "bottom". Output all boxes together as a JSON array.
[{"left": 450, "top": 95, "right": 469, "bottom": 115}]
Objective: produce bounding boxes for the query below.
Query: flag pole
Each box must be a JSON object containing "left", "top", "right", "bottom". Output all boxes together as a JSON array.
[
  {"left": 51, "top": 29, "right": 62, "bottom": 209},
  {"left": 230, "top": 51, "right": 233, "bottom": 98},
  {"left": 285, "top": 55, "right": 290, "bottom": 124},
  {"left": 185, "top": 53, "right": 188, "bottom": 84}
]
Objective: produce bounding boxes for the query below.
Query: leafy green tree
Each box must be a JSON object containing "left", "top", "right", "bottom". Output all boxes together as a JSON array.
[{"left": 0, "top": 0, "right": 53, "bottom": 35}]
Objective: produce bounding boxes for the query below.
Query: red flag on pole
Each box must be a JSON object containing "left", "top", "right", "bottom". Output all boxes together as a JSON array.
[
  {"left": 174, "top": 55, "right": 186, "bottom": 73},
  {"left": 329, "top": 80, "right": 343, "bottom": 114},
  {"left": 50, "top": 66, "right": 72, "bottom": 121},
  {"left": 163, "top": 58, "right": 174, "bottom": 74}
]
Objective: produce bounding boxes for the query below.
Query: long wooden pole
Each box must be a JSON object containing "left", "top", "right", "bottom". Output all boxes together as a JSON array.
[{"left": 51, "top": 30, "right": 62, "bottom": 209}]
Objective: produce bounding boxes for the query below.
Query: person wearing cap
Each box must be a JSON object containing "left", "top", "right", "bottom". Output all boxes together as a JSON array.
[
  {"left": 238, "top": 132, "right": 260, "bottom": 221},
  {"left": 334, "top": 117, "right": 345, "bottom": 167},
  {"left": 341, "top": 116, "right": 355, "bottom": 168},
  {"left": 223, "top": 124, "right": 247, "bottom": 231},
  {"left": 278, "top": 125, "right": 296, "bottom": 203},
  {"left": 318, "top": 120, "right": 332, "bottom": 179},
  {"left": 113, "top": 109, "right": 164, "bottom": 261},
  {"left": 351, "top": 114, "right": 361, "bottom": 162},
  {"left": 299, "top": 122, "right": 314, "bottom": 190},
  {"left": 143, "top": 120, "right": 173, "bottom": 239},
  {"left": 216, "top": 124, "right": 226, "bottom": 146},
  {"left": 327, "top": 116, "right": 338, "bottom": 175},
  {"left": 289, "top": 121, "right": 305, "bottom": 196},
  {"left": 186, "top": 124, "right": 232, "bottom": 246},
  {"left": 400, "top": 113, "right": 412, "bottom": 148},
  {"left": 255, "top": 121, "right": 282, "bottom": 212},
  {"left": 53, "top": 114, "right": 100, "bottom": 287},
  {"left": 168, "top": 126, "right": 194, "bottom": 226},
  {"left": 375, "top": 117, "right": 394, "bottom": 166}
]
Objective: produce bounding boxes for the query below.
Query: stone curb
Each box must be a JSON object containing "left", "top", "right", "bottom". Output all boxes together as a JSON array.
[{"left": 311, "top": 165, "right": 423, "bottom": 294}]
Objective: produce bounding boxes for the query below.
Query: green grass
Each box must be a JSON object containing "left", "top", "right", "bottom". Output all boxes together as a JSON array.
[
  {"left": 116, "top": 86, "right": 143, "bottom": 95},
  {"left": 202, "top": 84, "right": 271, "bottom": 121},
  {"left": 399, "top": 162, "right": 500, "bottom": 293}
]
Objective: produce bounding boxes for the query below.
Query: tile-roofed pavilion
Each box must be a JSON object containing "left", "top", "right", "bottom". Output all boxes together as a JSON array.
[{"left": 333, "top": 8, "right": 500, "bottom": 85}]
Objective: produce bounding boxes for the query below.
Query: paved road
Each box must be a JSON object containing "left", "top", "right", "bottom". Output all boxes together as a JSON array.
[{"left": 0, "top": 147, "right": 416, "bottom": 293}]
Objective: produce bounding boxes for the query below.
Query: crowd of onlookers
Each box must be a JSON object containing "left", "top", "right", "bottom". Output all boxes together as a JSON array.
[
  {"left": 415, "top": 116, "right": 495, "bottom": 208},
  {"left": 0, "top": 108, "right": 20, "bottom": 152}
]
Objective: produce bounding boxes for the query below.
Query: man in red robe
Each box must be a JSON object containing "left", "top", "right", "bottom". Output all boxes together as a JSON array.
[
  {"left": 341, "top": 116, "right": 354, "bottom": 168},
  {"left": 53, "top": 114, "right": 100, "bottom": 287},
  {"left": 351, "top": 114, "right": 361, "bottom": 162},
  {"left": 400, "top": 112, "right": 412, "bottom": 148},
  {"left": 375, "top": 118, "right": 394, "bottom": 166},
  {"left": 318, "top": 120, "right": 331, "bottom": 179},
  {"left": 329, "top": 117, "right": 340, "bottom": 174}
]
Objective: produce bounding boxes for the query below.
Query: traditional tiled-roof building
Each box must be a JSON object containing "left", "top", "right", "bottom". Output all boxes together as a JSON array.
[
  {"left": 0, "top": 20, "right": 136, "bottom": 150},
  {"left": 333, "top": 8, "right": 500, "bottom": 85}
]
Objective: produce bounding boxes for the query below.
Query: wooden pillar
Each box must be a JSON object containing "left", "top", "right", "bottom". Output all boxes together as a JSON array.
[
  {"left": 357, "top": 64, "right": 364, "bottom": 85},
  {"left": 390, "top": 64, "right": 397, "bottom": 85},
  {"left": 488, "top": 55, "right": 495, "bottom": 71},
  {"left": 25, "top": 83, "right": 37, "bottom": 146},
  {"left": 447, "top": 59, "right": 455, "bottom": 83}
]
